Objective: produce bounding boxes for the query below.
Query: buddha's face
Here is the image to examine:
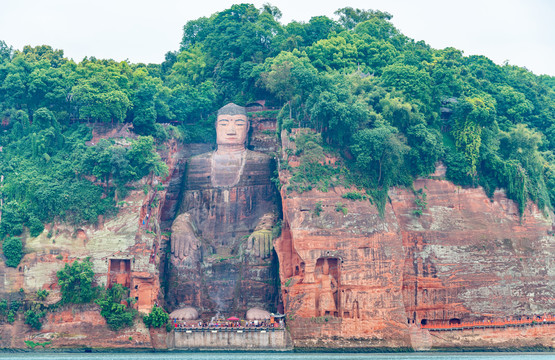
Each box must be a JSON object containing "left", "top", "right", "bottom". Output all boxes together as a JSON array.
[{"left": 216, "top": 113, "right": 249, "bottom": 147}]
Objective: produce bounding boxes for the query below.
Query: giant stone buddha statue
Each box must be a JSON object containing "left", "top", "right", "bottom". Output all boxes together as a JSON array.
[{"left": 167, "top": 103, "right": 278, "bottom": 316}]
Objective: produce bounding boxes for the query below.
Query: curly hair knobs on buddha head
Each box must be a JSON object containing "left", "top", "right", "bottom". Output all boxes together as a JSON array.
[{"left": 217, "top": 103, "right": 247, "bottom": 116}]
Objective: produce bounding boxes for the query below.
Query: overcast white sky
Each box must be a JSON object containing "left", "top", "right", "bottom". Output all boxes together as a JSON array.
[{"left": 0, "top": 0, "right": 553, "bottom": 75}]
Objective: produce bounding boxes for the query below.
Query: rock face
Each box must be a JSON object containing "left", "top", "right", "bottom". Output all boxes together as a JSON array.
[
  {"left": 0, "top": 125, "right": 184, "bottom": 349},
  {"left": 274, "top": 166, "right": 555, "bottom": 349},
  {"left": 166, "top": 149, "right": 280, "bottom": 317},
  {"left": 2, "top": 120, "right": 553, "bottom": 350},
  {"left": 391, "top": 178, "right": 555, "bottom": 325},
  {"left": 275, "top": 185, "right": 411, "bottom": 348}
]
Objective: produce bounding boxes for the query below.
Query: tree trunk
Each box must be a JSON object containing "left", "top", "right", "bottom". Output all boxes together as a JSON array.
[{"left": 288, "top": 99, "right": 292, "bottom": 120}]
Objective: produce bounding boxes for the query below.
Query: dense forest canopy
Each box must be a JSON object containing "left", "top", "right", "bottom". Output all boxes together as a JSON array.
[{"left": 1, "top": 4, "right": 554, "bottom": 240}]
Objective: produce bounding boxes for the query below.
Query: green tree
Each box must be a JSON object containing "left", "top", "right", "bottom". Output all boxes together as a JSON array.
[
  {"left": 260, "top": 50, "right": 317, "bottom": 119},
  {"left": 498, "top": 124, "right": 551, "bottom": 211},
  {"left": 0, "top": 201, "right": 25, "bottom": 239},
  {"left": 37, "top": 289, "right": 50, "bottom": 301},
  {"left": 379, "top": 94, "right": 421, "bottom": 131},
  {"left": 381, "top": 63, "right": 433, "bottom": 108},
  {"left": 199, "top": 4, "right": 284, "bottom": 100},
  {"left": 2, "top": 236, "right": 23, "bottom": 267},
  {"left": 0, "top": 40, "right": 13, "bottom": 62},
  {"left": 143, "top": 305, "right": 169, "bottom": 328},
  {"left": 334, "top": 7, "right": 392, "bottom": 30},
  {"left": 126, "top": 136, "right": 169, "bottom": 179},
  {"left": 284, "top": 16, "right": 339, "bottom": 49},
  {"left": 406, "top": 124, "right": 443, "bottom": 176},
  {"left": 168, "top": 81, "right": 217, "bottom": 125},
  {"left": 96, "top": 284, "right": 136, "bottom": 331},
  {"left": 350, "top": 124, "right": 409, "bottom": 188},
  {"left": 452, "top": 95, "right": 496, "bottom": 175},
  {"left": 25, "top": 310, "right": 45, "bottom": 330},
  {"left": 307, "top": 35, "right": 359, "bottom": 72},
  {"left": 307, "top": 73, "right": 370, "bottom": 145},
  {"left": 57, "top": 258, "right": 96, "bottom": 304},
  {"left": 495, "top": 85, "right": 534, "bottom": 127},
  {"left": 28, "top": 216, "right": 44, "bottom": 237}
]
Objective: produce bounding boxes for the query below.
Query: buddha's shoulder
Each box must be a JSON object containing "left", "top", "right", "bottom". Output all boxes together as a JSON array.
[
  {"left": 245, "top": 150, "right": 272, "bottom": 162},
  {"left": 188, "top": 151, "right": 213, "bottom": 164}
]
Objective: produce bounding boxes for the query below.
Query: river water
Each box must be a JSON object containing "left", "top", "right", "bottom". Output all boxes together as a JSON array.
[{"left": 1, "top": 352, "right": 554, "bottom": 360}]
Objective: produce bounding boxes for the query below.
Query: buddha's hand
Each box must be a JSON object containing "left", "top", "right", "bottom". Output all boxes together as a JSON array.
[{"left": 170, "top": 213, "right": 199, "bottom": 261}]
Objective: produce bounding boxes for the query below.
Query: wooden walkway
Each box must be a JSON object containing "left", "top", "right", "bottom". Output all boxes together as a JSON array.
[{"left": 421, "top": 315, "right": 555, "bottom": 331}]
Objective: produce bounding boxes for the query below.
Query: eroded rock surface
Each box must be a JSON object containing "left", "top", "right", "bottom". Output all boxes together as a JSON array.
[
  {"left": 390, "top": 178, "right": 554, "bottom": 324},
  {"left": 275, "top": 184, "right": 411, "bottom": 348},
  {"left": 274, "top": 168, "right": 554, "bottom": 349}
]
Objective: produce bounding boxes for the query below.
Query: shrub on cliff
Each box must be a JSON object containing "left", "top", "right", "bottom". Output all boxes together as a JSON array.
[
  {"left": 7, "top": 310, "right": 15, "bottom": 324},
  {"left": 57, "top": 258, "right": 96, "bottom": 304},
  {"left": 96, "top": 284, "right": 137, "bottom": 331},
  {"left": 24, "top": 310, "right": 45, "bottom": 330},
  {"left": 0, "top": 299, "right": 7, "bottom": 316},
  {"left": 143, "top": 305, "right": 169, "bottom": 328},
  {"left": 36, "top": 289, "right": 50, "bottom": 301},
  {"left": 2, "top": 236, "right": 23, "bottom": 268},
  {"left": 28, "top": 217, "right": 44, "bottom": 238}
]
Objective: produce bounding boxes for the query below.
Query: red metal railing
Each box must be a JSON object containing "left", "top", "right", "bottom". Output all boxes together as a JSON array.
[{"left": 421, "top": 315, "right": 555, "bottom": 331}]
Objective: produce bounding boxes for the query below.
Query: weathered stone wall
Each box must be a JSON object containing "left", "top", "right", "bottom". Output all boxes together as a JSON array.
[
  {"left": 275, "top": 184, "right": 412, "bottom": 348},
  {"left": 6, "top": 183, "right": 161, "bottom": 312},
  {"left": 390, "top": 178, "right": 554, "bottom": 324},
  {"left": 274, "top": 168, "right": 554, "bottom": 349},
  {"left": 0, "top": 308, "right": 153, "bottom": 349},
  {"left": 171, "top": 329, "right": 291, "bottom": 350},
  {"left": 415, "top": 324, "right": 555, "bottom": 350}
]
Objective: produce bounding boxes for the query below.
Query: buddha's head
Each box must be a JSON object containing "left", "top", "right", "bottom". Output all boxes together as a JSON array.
[
  {"left": 216, "top": 103, "right": 249, "bottom": 150},
  {"left": 322, "top": 258, "right": 329, "bottom": 275}
]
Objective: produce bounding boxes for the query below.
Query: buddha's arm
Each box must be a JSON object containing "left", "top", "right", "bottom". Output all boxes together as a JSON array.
[{"left": 331, "top": 276, "right": 338, "bottom": 290}]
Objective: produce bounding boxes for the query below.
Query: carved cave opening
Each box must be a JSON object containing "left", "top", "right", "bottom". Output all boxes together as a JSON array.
[
  {"left": 280, "top": 220, "right": 303, "bottom": 280},
  {"left": 341, "top": 289, "right": 360, "bottom": 319},
  {"left": 108, "top": 259, "right": 131, "bottom": 288}
]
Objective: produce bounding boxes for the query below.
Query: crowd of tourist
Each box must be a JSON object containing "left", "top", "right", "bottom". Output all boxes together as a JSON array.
[{"left": 171, "top": 318, "right": 284, "bottom": 330}]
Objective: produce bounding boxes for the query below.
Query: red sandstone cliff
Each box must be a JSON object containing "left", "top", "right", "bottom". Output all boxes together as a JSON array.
[
  {"left": 275, "top": 182, "right": 411, "bottom": 348},
  {"left": 391, "top": 176, "right": 554, "bottom": 325},
  {"left": 1, "top": 121, "right": 554, "bottom": 350},
  {"left": 274, "top": 163, "right": 555, "bottom": 349},
  {"left": 0, "top": 125, "right": 184, "bottom": 349}
]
